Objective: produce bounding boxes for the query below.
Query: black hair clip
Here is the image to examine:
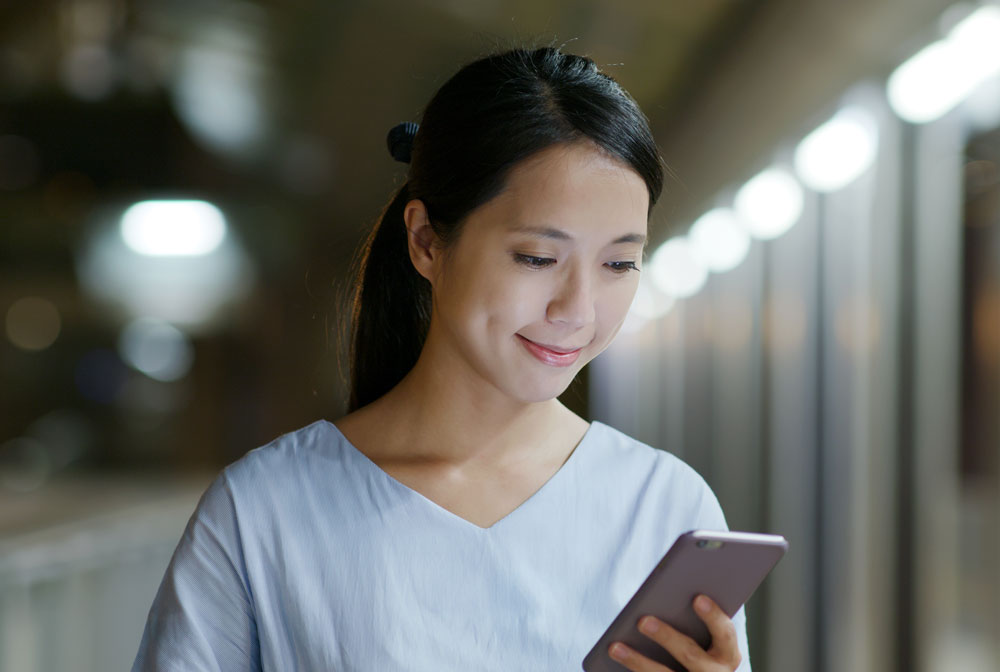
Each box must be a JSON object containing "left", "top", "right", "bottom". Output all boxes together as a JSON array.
[{"left": 387, "top": 122, "right": 419, "bottom": 164}]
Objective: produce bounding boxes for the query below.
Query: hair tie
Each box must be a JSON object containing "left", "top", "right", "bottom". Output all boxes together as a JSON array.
[{"left": 387, "top": 122, "right": 419, "bottom": 164}]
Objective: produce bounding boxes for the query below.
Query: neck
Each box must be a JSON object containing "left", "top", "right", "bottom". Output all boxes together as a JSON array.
[{"left": 358, "top": 333, "right": 575, "bottom": 469}]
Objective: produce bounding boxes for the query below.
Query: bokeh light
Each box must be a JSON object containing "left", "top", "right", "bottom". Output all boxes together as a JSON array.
[
  {"left": 734, "top": 167, "right": 804, "bottom": 240},
  {"left": 887, "top": 5, "right": 1000, "bottom": 124},
  {"left": 794, "top": 106, "right": 878, "bottom": 192},
  {"left": 688, "top": 207, "right": 751, "bottom": 272},
  {"left": 5, "top": 297, "right": 62, "bottom": 352},
  {"left": 74, "top": 348, "right": 129, "bottom": 405},
  {"left": 118, "top": 317, "right": 195, "bottom": 382},
  {"left": 649, "top": 237, "right": 709, "bottom": 299},
  {"left": 120, "top": 200, "right": 227, "bottom": 257}
]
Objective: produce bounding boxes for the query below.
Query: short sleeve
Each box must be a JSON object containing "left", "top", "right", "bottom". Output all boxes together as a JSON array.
[
  {"left": 131, "top": 469, "right": 261, "bottom": 672},
  {"left": 691, "top": 476, "right": 753, "bottom": 672}
]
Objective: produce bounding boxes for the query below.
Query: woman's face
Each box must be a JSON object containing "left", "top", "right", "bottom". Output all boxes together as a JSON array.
[{"left": 412, "top": 141, "right": 649, "bottom": 404}]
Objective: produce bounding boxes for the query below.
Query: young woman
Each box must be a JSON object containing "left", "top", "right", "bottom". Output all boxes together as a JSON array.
[{"left": 132, "top": 46, "right": 750, "bottom": 671}]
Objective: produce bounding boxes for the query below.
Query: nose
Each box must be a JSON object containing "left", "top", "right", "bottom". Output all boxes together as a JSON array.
[{"left": 546, "top": 265, "right": 596, "bottom": 329}]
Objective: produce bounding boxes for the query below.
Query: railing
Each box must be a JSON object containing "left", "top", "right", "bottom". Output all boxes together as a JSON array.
[{"left": 0, "top": 476, "right": 208, "bottom": 672}]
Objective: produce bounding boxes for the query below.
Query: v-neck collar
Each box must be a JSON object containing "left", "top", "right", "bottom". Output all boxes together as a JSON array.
[{"left": 324, "top": 419, "right": 601, "bottom": 532}]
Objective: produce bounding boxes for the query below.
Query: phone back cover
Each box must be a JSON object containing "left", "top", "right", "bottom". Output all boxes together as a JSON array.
[{"left": 581, "top": 531, "right": 787, "bottom": 672}]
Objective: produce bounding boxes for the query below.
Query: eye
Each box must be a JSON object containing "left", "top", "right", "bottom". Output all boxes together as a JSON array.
[
  {"left": 606, "top": 260, "right": 639, "bottom": 274},
  {"left": 513, "top": 253, "right": 556, "bottom": 269}
]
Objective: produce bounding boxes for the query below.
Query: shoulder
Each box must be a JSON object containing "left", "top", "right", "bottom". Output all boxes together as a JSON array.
[
  {"left": 588, "top": 421, "right": 711, "bottom": 489},
  {"left": 222, "top": 418, "right": 345, "bottom": 484},
  {"left": 587, "top": 421, "right": 728, "bottom": 530},
  {"left": 190, "top": 419, "right": 354, "bottom": 525},
  {"left": 178, "top": 419, "right": 358, "bottom": 556}
]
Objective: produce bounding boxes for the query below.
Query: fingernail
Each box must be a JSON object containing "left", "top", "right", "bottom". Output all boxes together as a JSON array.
[
  {"left": 609, "top": 643, "right": 628, "bottom": 660},
  {"left": 640, "top": 616, "right": 660, "bottom": 634},
  {"left": 695, "top": 595, "right": 711, "bottom": 614}
]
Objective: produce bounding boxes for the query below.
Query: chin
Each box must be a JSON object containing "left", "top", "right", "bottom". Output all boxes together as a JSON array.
[{"left": 508, "top": 371, "right": 581, "bottom": 405}]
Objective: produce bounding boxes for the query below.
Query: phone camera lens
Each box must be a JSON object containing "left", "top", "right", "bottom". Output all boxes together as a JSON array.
[{"left": 696, "top": 540, "right": 723, "bottom": 550}]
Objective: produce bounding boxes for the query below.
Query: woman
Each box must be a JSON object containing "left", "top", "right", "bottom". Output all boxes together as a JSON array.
[{"left": 132, "top": 46, "right": 750, "bottom": 671}]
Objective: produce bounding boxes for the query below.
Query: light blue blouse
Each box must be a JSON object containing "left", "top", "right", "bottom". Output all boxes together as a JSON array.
[{"left": 132, "top": 419, "right": 750, "bottom": 671}]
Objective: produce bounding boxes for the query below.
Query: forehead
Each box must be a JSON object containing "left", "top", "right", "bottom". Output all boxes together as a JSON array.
[{"left": 482, "top": 142, "right": 650, "bottom": 235}]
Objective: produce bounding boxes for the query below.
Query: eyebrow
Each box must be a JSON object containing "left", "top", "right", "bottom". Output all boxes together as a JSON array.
[{"left": 507, "top": 225, "right": 646, "bottom": 246}]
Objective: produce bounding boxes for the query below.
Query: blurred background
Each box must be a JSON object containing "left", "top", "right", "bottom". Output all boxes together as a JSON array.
[{"left": 0, "top": 0, "right": 997, "bottom": 670}]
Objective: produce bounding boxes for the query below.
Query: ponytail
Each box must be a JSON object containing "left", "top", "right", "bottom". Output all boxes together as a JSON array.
[{"left": 348, "top": 182, "right": 432, "bottom": 411}]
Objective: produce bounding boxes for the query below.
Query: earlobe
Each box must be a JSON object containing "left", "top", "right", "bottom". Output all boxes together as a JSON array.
[{"left": 403, "top": 199, "right": 438, "bottom": 282}]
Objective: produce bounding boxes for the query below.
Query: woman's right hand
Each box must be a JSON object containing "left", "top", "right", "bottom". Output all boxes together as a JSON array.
[{"left": 606, "top": 595, "right": 742, "bottom": 672}]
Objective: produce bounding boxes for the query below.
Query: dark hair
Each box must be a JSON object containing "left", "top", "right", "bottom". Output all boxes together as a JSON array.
[{"left": 346, "top": 46, "right": 666, "bottom": 412}]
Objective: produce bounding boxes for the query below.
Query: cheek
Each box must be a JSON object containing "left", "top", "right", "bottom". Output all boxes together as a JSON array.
[
  {"left": 490, "top": 280, "right": 544, "bottom": 328},
  {"left": 448, "top": 267, "right": 537, "bottom": 332},
  {"left": 597, "top": 282, "right": 639, "bottom": 327}
]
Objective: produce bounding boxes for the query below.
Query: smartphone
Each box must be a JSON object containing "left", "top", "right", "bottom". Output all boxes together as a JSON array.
[{"left": 581, "top": 529, "right": 788, "bottom": 672}]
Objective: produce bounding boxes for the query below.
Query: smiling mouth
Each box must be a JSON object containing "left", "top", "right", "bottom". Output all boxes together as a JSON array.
[
  {"left": 516, "top": 335, "right": 584, "bottom": 367},
  {"left": 515, "top": 335, "right": 585, "bottom": 354}
]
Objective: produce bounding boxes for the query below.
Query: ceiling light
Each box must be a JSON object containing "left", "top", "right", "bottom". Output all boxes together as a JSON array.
[
  {"left": 887, "top": 6, "right": 1000, "bottom": 123},
  {"left": 649, "top": 237, "right": 708, "bottom": 298},
  {"left": 120, "top": 200, "right": 226, "bottom": 257},
  {"left": 734, "top": 167, "right": 804, "bottom": 240},
  {"left": 794, "top": 106, "right": 878, "bottom": 192},
  {"left": 688, "top": 207, "right": 751, "bottom": 272}
]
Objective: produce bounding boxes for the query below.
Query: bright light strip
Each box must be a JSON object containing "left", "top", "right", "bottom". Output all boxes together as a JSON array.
[
  {"left": 887, "top": 40, "right": 970, "bottom": 123},
  {"left": 688, "top": 207, "right": 751, "bottom": 272},
  {"left": 887, "top": 6, "right": 1000, "bottom": 124},
  {"left": 120, "top": 200, "right": 227, "bottom": 256},
  {"left": 649, "top": 237, "right": 708, "bottom": 299},
  {"left": 734, "top": 167, "right": 804, "bottom": 240},
  {"left": 794, "top": 106, "right": 878, "bottom": 192}
]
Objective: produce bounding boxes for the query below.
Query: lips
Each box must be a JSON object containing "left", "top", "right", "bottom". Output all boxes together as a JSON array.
[
  {"left": 516, "top": 334, "right": 584, "bottom": 367},
  {"left": 516, "top": 334, "right": 586, "bottom": 353},
  {"left": 526, "top": 340, "right": 582, "bottom": 354}
]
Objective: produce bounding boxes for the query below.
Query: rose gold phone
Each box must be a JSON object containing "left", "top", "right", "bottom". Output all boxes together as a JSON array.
[{"left": 582, "top": 530, "right": 788, "bottom": 672}]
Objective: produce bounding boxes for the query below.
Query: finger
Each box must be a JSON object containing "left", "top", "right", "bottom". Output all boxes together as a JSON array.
[
  {"left": 693, "top": 595, "right": 742, "bottom": 669},
  {"left": 608, "top": 641, "right": 677, "bottom": 672},
  {"left": 636, "top": 616, "right": 716, "bottom": 671}
]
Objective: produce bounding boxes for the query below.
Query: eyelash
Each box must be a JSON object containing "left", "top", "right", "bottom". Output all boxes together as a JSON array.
[{"left": 512, "top": 254, "right": 639, "bottom": 274}]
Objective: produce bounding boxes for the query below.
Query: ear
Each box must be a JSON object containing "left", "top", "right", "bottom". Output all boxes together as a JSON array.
[{"left": 404, "top": 198, "right": 443, "bottom": 283}]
